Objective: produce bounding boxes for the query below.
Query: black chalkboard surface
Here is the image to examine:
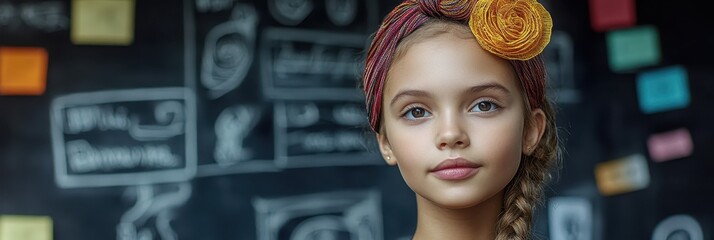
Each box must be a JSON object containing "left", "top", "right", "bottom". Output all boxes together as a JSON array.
[
  {"left": 0, "top": 0, "right": 419, "bottom": 239},
  {"left": 3, "top": 0, "right": 714, "bottom": 240}
]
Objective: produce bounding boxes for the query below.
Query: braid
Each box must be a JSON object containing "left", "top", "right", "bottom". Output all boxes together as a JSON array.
[{"left": 496, "top": 93, "right": 560, "bottom": 240}]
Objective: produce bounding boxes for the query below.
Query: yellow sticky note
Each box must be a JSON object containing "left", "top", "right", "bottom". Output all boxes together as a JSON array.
[
  {"left": 595, "top": 154, "right": 650, "bottom": 196},
  {"left": 71, "top": 0, "right": 135, "bottom": 45},
  {"left": 0, "top": 215, "right": 53, "bottom": 240},
  {"left": 0, "top": 47, "right": 48, "bottom": 96}
]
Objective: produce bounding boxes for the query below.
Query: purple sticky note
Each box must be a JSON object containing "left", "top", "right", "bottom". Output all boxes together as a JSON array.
[{"left": 647, "top": 128, "right": 693, "bottom": 162}]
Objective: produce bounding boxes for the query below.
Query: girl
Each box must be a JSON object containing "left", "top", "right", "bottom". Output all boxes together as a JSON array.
[{"left": 361, "top": 0, "right": 560, "bottom": 239}]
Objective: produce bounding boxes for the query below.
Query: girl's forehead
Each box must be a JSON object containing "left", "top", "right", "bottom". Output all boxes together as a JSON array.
[{"left": 385, "top": 32, "right": 520, "bottom": 95}]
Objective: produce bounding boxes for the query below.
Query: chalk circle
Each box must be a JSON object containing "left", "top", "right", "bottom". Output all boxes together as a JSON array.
[{"left": 652, "top": 214, "right": 703, "bottom": 240}]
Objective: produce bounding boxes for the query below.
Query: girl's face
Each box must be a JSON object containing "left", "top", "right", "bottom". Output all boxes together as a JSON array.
[{"left": 377, "top": 29, "right": 536, "bottom": 209}]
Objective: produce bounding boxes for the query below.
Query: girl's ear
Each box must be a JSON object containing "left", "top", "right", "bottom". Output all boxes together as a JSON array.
[
  {"left": 523, "top": 108, "right": 546, "bottom": 156},
  {"left": 376, "top": 133, "right": 397, "bottom": 165}
]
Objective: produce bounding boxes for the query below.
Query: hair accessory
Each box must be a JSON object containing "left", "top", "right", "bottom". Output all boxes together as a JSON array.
[{"left": 468, "top": 0, "right": 552, "bottom": 60}]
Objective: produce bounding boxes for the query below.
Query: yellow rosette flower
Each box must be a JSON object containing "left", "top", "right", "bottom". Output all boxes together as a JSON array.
[{"left": 469, "top": 0, "right": 552, "bottom": 60}]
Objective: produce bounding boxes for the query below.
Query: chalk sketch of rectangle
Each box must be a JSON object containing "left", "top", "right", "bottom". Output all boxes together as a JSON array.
[
  {"left": 253, "top": 190, "right": 383, "bottom": 240},
  {"left": 260, "top": 27, "right": 367, "bottom": 101},
  {"left": 273, "top": 101, "right": 381, "bottom": 168},
  {"left": 548, "top": 197, "right": 593, "bottom": 240},
  {"left": 50, "top": 87, "right": 197, "bottom": 188},
  {"left": 544, "top": 31, "right": 580, "bottom": 103},
  {"left": 636, "top": 65, "right": 690, "bottom": 114}
]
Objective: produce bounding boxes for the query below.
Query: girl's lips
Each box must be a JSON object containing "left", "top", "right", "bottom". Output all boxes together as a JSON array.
[{"left": 430, "top": 158, "right": 481, "bottom": 180}]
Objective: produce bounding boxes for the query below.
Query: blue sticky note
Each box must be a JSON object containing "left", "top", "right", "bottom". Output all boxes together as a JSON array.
[
  {"left": 637, "top": 66, "right": 690, "bottom": 114},
  {"left": 607, "top": 25, "right": 661, "bottom": 72}
]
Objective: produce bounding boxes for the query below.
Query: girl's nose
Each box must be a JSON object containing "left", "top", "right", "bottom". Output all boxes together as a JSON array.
[{"left": 435, "top": 113, "right": 470, "bottom": 150}]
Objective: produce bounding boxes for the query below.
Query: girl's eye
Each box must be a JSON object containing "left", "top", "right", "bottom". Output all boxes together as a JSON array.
[
  {"left": 403, "top": 107, "right": 431, "bottom": 120},
  {"left": 470, "top": 101, "right": 500, "bottom": 112}
]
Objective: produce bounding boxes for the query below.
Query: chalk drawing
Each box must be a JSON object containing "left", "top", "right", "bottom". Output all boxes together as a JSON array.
[
  {"left": 325, "top": 0, "right": 357, "bottom": 26},
  {"left": 268, "top": 0, "right": 313, "bottom": 26},
  {"left": 117, "top": 183, "right": 192, "bottom": 240},
  {"left": 253, "top": 190, "right": 383, "bottom": 240},
  {"left": 214, "top": 105, "right": 261, "bottom": 166},
  {"left": 50, "top": 87, "right": 197, "bottom": 188},
  {"left": 201, "top": 4, "right": 258, "bottom": 99}
]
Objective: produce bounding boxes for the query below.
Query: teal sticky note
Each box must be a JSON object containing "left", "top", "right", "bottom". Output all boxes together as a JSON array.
[
  {"left": 607, "top": 26, "right": 661, "bottom": 72},
  {"left": 637, "top": 65, "right": 690, "bottom": 114}
]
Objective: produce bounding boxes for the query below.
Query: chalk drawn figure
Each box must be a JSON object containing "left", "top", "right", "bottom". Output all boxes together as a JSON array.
[
  {"left": 543, "top": 31, "right": 579, "bottom": 103},
  {"left": 253, "top": 190, "right": 383, "bottom": 240},
  {"left": 0, "top": 1, "right": 68, "bottom": 31},
  {"left": 325, "top": 0, "right": 357, "bottom": 26},
  {"left": 117, "top": 183, "right": 192, "bottom": 240},
  {"left": 268, "top": 0, "right": 313, "bottom": 26},
  {"left": 214, "top": 105, "right": 261, "bottom": 166},
  {"left": 201, "top": 4, "right": 258, "bottom": 99},
  {"left": 130, "top": 101, "right": 185, "bottom": 141}
]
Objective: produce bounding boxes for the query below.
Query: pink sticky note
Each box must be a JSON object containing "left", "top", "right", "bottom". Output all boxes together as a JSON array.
[
  {"left": 588, "top": 0, "right": 636, "bottom": 32},
  {"left": 647, "top": 128, "right": 693, "bottom": 162}
]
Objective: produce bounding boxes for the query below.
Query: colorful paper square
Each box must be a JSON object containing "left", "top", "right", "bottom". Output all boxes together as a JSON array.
[
  {"left": 71, "top": 0, "right": 135, "bottom": 45},
  {"left": 595, "top": 154, "right": 650, "bottom": 196},
  {"left": 0, "top": 47, "right": 48, "bottom": 96},
  {"left": 589, "top": 0, "right": 636, "bottom": 32},
  {"left": 637, "top": 65, "right": 690, "bottom": 114},
  {"left": 0, "top": 215, "right": 53, "bottom": 240},
  {"left": 607, "top": 26, "right": 661, "bottom": 72},
  {"left": 647, "top": 128, "right": 693, "bottom": 162}
]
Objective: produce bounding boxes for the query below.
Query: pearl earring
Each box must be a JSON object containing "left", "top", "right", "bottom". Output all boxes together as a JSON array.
[{"left": 386, "top": 156, "right": 391, "bottom": 160}]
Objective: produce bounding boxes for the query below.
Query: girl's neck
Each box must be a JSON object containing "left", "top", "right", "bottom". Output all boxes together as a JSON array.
[{"left": 412, "top": 191, "right": 503, "bottom": 240}]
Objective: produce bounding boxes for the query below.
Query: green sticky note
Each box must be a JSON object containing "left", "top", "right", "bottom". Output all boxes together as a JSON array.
[
  {"left": 637, "top": 65, "right": 690, "bottom": 114},
  {"left": 0, "top": 215, "right": 53, "bottom": 240},
  {"left": 607, "top": 25, "right": 661, "bottom": 72}
]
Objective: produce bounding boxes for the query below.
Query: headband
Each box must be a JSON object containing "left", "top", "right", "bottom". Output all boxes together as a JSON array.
[{"left": 363, "top": 0, "right": 552, "bottom": 132}]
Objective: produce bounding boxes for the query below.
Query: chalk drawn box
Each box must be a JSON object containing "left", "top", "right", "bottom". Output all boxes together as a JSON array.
[
  {"left": 50, "top": 87, "right": 196, "bottom": 188},
  {"left": 260, "top": 28, "right": 367, "bottom": 101},
  {"left": 273, "top": 101, "right": 379, "bottom": 168},
  {"left": 253, "top": 190, "right": 383, "bottom": 240}
]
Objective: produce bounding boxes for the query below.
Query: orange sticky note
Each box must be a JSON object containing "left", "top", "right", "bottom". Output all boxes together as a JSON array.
[
  {"left": 0, "top": 47, "right": 48, "bottom": 95},
  {"left": 595, "top": 154, "right": 650, "bottom": 196}
]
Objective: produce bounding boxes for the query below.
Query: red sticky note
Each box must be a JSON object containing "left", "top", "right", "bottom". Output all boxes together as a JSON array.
[
  {"left": 0, "top": 47, "right": 48, "bottom": 95},
  {"left": 647, "top": 128, "right": 693, "bottom": 162},
  {"left": 589, "top": 0, "right": 636, "bottom": 32}
]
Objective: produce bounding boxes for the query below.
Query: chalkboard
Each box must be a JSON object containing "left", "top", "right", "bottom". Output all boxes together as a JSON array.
[
  {"left": 3, "top": 0, "right": 714, "bottom": 240},
  {"left": 0, "top": 0, "right": 416, "bottom": 239}
]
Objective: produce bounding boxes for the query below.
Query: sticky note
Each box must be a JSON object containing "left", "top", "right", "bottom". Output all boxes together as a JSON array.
[
  {"left": 588, "top": 0, "right": 636, "bottom": 32},
  {"left": 647, "top": 128, "right": 693, "bottom": 162},
  {"left": 595, "top": 154, "right": 650, "bottom": 196},
  {"left": 607, "top": 26, "right": 661, "bottom": 72},
  {"left": 637, "top": 65, "right": 690, "bottom": 114},
  {"left": 0, "top": 47, "right": 48, "bottom": 95},
  {"left": 71, "top": 0, "right": 135, "bottom": 45},
  {"left": 0, "top": 215, "right": 53, "bottom": 240},
  {"left": 548, "top": 197, "right": 592, "bottom": 240}
]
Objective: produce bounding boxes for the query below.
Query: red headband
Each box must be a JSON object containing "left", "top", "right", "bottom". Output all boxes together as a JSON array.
[{"left": 363, "top": 0, "right": 549, "bottom": 132}]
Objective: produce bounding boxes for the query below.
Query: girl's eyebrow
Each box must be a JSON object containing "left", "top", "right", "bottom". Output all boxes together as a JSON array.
[
  {"left": 390, "top": 89, "right": 430, "bottom": 107},
  {"left": 466, "top": 83, "right": 511, "bottom": 96}
]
